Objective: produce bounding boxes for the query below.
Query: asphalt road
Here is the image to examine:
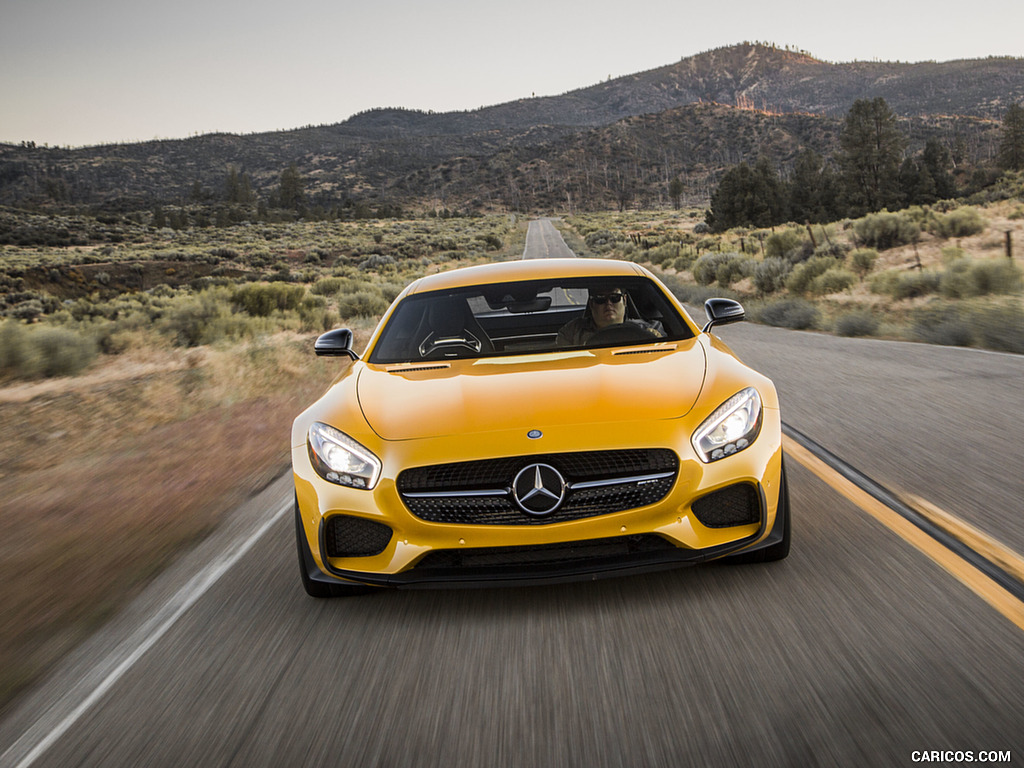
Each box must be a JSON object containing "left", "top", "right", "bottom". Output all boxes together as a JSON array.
[
  {"left": 2, "top": 223, "right": 1023, "bottom": 767},
  {"left": 522, "top": 218, "right": 576, "bottom": 259}
]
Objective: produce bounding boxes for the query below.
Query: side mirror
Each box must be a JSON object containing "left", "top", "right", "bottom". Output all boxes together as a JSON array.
[
  {"left": 702, "top": 298, "right": 745, "bottom": 333},
  {"left": 314, "top": 328, "right": 359, "bottom": 359}
]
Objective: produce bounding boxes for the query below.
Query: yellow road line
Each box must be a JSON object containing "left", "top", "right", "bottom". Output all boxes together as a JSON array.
[
  {"left": 783, "top": 435, "right": 1024, "bottom": 633},
  {"left": 903, "top": 492, "right": 1024, "bottom": 586}
]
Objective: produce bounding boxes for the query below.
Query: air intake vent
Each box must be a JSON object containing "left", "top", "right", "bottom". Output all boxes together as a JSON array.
[
  {"left": 691, "top": 483, "right": 761, "bottom": 528},
  {"left": 612, "top": 345, "right": 675, "bottom": 356},
  {"left": 325, "top": 515, "right": 393, "bottom": 557},
  {"left": 386, "top": 364, "right": 451, "bottom": 374}
]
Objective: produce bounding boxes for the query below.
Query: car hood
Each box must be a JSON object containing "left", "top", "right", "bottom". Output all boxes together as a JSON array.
[{"left": 357, "top": 340, "right": 707, "bottom": 441}]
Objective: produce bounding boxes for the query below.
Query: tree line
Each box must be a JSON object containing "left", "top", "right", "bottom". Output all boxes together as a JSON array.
[
  {"left": 151, "top": 163, "right": 407, "bottom": 229},
  {"left": 705, "top": 99, "right": 1024, "bottom": 232}
]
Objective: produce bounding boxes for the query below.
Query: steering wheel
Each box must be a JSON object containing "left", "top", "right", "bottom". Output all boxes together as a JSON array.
[{"left": 587, "top": 322, "right": 657, "bottom": 345}]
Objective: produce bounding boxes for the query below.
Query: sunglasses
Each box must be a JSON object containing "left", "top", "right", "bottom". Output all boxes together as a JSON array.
[{"left": 591, "top": 293, "right": 624, "bottom": 305}]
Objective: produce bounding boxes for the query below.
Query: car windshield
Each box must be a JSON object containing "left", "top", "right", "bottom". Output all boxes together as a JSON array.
[{"left": 367, "top": 275, "right": 694, "bottom": 364}]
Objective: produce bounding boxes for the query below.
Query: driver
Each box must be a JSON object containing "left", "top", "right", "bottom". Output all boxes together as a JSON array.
[{"left": 556, "top": 287, "right": 663, "bottom": 347}]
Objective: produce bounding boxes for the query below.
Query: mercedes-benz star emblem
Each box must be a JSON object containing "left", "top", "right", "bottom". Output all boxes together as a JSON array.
[{"left": 512, "top": 463, "right": 566, "bottom": 517}]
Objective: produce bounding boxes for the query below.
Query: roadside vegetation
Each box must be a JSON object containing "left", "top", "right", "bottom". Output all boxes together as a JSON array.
[
  {"left": 558, "top": 191, "right": 1024, "bottom": 353},
  {"left": 0, "top": 213, "right": 525, "bottom": 712}
]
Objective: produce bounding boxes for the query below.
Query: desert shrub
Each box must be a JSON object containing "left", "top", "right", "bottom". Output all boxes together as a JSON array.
[
  {"left": 764, "top": 229, "right": 805, "bottom": 260},
  {"left": 940, "top": 259, "right": 1023, "bottom": 298},
  {"left": 163, "top": 293, "right": 232, "bottom": 347},
  {"left": 785, "top": 256, "right": 837, "bottom": 295},
  {"left": 9, "top": 300, "right": 45, "bottom": 323},
  {"left": 330, "top": 278, "right": 372, "bottom": 295},
  {"left": 870, "top": 270, "right": 941, "bottom": 300},
  {"left": 0, "top": 320, "right": 30, "bottom": 376},
  {"left": 584, "top": 229, "right": 620, "bottom": 250},
  {"left": 715, "top": 254, "right": 753, "bottom": 286},
  {"left": 810, "top": 267, "right": 857, "bottom": 295},
  {"left": 849, "top": 248, "right": 879, "bottom": 280},
  {"left": 965, "top": 305, "right": 1024, "bottom": 353},
  {"left": 645, "top": 242, "right": 683, "bottom": 267},
  {"left": 812, "top": 241, "right": 850, "bottom": 261},
  {"left": 299, "top": 296, "right": 339, "bottom": 333},
  {"left": 966, "top": 259, "right": 1023, "bottom": 295},
  {"left": 852, "top": 211, "right": 920, "bottom": 250},
  {"left": 311, "top": 277, "right": 347, "bottom": 296},
  {"left": 231, "top": 282, "right": 306, "bottom": 317},
  {"left": 834, "top": 309, "right": 879, "bottom": 337},
  {"left": 941, "top": 245, "right": 967, "bottom": 263},
  {"left": 692, "top": 253, "right": 722, "bottom": 286},
  {"left": 337, "top": 291, "right": 390, "bottom": 319},
  {"left": 359, "top": 254, "right": 396, "bottom": 270},
  {"left": 692, "top": 253, "right": 751, "bottom": 287},
  {"left": 670, "top": 254, "right": 695, "bottom": 272},
  {"left": 1, "top": 322, "right": 97, "bottom": 379},
  {"left": 378, "top": 282, "right": 405, "bottom": 303},
  {"left": 911, "top": 306, "right": 973, "bottom": 347},
  {"left": 752, "top": 299, "right": 819, "bottom": 330},
  {"left": 939, "top": 260, "right": 977, "bottom": 299},
  {"left": 752, "top": 257, "right": 792, "bottom": 295},
  {"left": 927, "top": 207, "right": 986, "bottom": 239},
  {"left": 475, "top": 233, "right": 504, "bottom": 251},
  {"left": 658, "top": 274, "right": 738, "bottom": 307},
  {"left": 31, "top": 326, "right": 98, "bottom": 377}
]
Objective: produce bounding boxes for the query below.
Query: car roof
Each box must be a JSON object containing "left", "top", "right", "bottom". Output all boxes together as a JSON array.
[{"left": 405, "top": 258, "right": 650, "bottom": 295}]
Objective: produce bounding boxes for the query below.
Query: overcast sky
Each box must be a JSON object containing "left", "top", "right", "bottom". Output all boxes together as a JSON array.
[{"left": 2, "top": 0, "right": 1022, "bottom": 148}]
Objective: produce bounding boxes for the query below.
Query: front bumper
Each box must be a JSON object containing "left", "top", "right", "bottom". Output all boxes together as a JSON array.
[{"left": 294, "top": 411, "right": 784, "bottom": 589}]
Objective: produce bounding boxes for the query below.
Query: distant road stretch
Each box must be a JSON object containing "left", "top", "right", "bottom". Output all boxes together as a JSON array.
[{"left": 523, "top": 219, "right": 575, "bottom": 259}]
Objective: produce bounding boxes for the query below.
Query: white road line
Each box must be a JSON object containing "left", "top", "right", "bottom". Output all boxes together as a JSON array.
[{"left": 1, "top": 499, "right": 292, "bottom": 768}]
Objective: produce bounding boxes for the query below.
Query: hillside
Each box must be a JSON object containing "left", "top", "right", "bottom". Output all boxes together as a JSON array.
[
  {"left": 0, "top": 43, "right": 1020, "bottom": 213},
  {"left": 387, "top": 104, "right": 1002, "bottom": 212}
]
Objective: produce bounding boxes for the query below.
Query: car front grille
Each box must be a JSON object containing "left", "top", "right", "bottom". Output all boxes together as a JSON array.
[
  {"left": 324, "top": 515, "right": 393, "bottom": 557},
  {"left": 690, "top": 483, "right": 761, "bottom": 528},
  {"left": 397, "top": 449, "right": 679, "bottom": 525},
  {"left": 413, "top": 534, "right": 678, "bottom": 570}
]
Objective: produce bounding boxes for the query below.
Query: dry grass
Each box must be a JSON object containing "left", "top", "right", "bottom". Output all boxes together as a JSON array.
[{"left": 0, "top": 331, "right": 358, "bottom": 713}]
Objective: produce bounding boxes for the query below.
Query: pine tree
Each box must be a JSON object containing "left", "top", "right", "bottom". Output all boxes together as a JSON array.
[
  {"left": 838, "top": 98, "right": 905, "bottom": 216},
  {"left": 278, "top": 164, "right": 305, "bottom": 212},
  {"left": 668, "top": 178, "right": 684, "bottom": 209},
  {"left": 788, "top": 150, "right": 839, "bottom": 224},
  {"left": 997, "top": 103, "right": 1024, "bottom": 171},
  {"left": 921, "top": 138, "right": 956, "bottom": 199},
  {"left": 705, "top": 157, "right": 787, "bottom": 232}
]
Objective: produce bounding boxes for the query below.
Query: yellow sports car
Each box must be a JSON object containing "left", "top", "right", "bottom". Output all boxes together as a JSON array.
[{"left": 292, "top": 258, "right": 789, "bottom": 596}]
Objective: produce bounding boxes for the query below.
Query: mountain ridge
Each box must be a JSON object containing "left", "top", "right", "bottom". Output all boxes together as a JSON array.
[{"left": 0, "top": 43, "right": 1020, "bottom": 213}]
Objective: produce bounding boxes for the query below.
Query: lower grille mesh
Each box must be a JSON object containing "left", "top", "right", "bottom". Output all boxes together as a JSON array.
[
  {"left": 690, "top": 483, "right": 761, "bottom": 528},
  {"left": 414, "top": 534, "right": 677, "bottom": 570},
  {"left": 325, "top": 515, "right": 393, "bottom": 557}
]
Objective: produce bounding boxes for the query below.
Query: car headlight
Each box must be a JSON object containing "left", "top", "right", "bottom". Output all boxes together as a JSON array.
[
  {"left": 691, "top": 387, "right": 762, "bottom": 463},
  {"left": 307, "top": 422, "right": 382, "bottom": 489}
]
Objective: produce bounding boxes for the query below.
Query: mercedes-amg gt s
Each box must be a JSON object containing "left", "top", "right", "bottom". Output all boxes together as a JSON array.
[{"left": 292, "top": 258, "right": 789, "bottom": 596}]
